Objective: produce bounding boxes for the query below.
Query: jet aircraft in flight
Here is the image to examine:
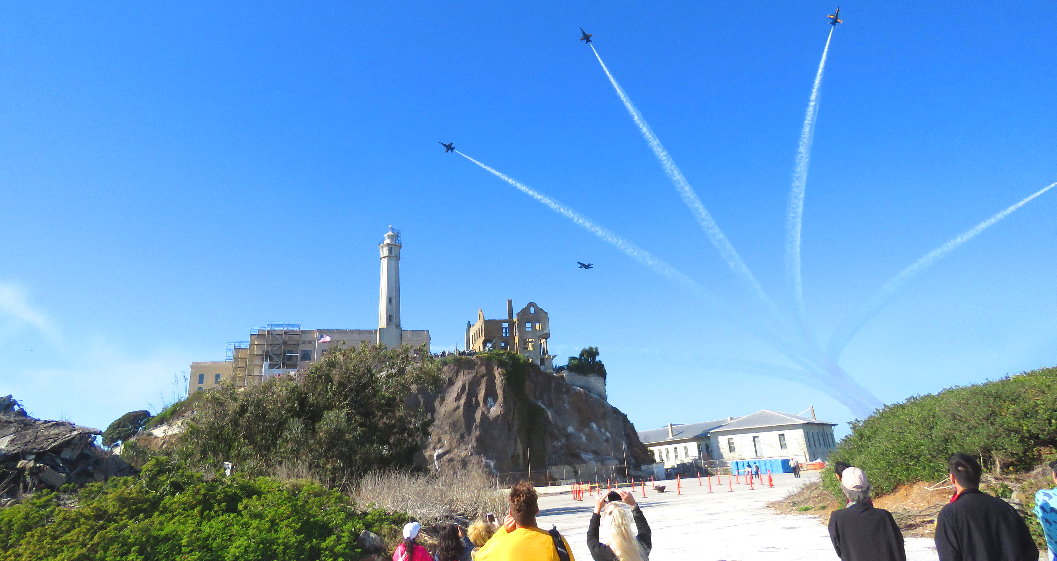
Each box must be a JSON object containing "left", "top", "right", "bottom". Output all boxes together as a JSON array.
[
  {"left": 828, "top": 7, "right": 843, "bottom": 25},
  {"left": 439, "top": 142, "right": 455, "bottom": 153},
  {"left": 579, "top": 28, "right": 592, "bottom": 44},
  {"left": 577, "top": 262, "right": 594, "bottom": 269}
]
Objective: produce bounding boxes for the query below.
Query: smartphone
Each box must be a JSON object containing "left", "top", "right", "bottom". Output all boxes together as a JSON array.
[{"left": 606, "top": 491, "right": 621, "bottom": 502}]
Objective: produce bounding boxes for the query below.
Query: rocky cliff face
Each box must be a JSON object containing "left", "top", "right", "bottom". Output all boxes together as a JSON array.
[{"left": 412, "top": 356, "right": 651, "bottom": 480}]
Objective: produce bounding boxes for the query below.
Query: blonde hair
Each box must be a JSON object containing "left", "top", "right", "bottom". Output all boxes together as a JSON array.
[
  {"left": 466, "top": 520, "right": 496, "bottom": 547},
  {"left": 600, "top": 502, "right": 647, "bottom": 561}
]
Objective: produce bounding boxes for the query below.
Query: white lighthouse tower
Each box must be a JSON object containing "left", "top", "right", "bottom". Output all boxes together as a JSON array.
[{"left": 377, "top": 226, "right": 402, "bottom": 347}]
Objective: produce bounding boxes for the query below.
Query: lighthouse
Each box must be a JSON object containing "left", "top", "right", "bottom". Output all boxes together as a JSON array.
[{"left": 377, "top": 226, "right": 402, "bottom": 347}]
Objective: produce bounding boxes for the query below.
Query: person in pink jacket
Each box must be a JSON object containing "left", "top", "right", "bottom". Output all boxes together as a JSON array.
[{"left": 394, "top": 522, "right": 433, "bottom": 561}]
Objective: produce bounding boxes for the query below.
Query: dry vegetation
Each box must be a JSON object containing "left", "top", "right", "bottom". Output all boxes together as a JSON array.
[{"left": 351, "top": 468, "right": 508, "bottom": 526}]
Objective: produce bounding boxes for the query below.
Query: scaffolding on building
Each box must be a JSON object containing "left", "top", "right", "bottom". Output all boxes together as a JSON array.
[{"left": 253, "top": 323, "right": 303, "bottom": 382}]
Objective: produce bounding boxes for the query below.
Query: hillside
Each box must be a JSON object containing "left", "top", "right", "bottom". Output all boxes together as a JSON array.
[
  {"left": 776, "top": 366, "right": 1057, "bottom": 545},
  {"left": 133, "top": 347, "right": 651, "bottom": 484}
]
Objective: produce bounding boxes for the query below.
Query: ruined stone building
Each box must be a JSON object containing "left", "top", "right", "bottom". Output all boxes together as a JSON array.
[
  {"left": 189, "top": 227, "right": 430, "bottom": 394},
  {"left": 465, "top": 300, "right": 553, "bottom": 372}
]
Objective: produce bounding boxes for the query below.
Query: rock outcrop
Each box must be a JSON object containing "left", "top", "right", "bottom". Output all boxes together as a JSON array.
[
  {"left": 413, "top": 356, "right": 651, "bottom": 481},
  {"left": 0, "top": 396, "right": 131, "bottom": 498}
]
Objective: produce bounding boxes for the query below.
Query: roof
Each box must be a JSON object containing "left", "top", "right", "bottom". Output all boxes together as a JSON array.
[
  {"left": 709, "top": 409, "right": 835, "bottom": 432},
  {"left": 637, "top": 419, "right": 728, "bottom": 445}
]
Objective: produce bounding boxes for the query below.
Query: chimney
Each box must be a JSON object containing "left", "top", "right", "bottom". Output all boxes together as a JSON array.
[
  {"left": 667, "top": 423, "right": 674, "bottom": 439},
  {"left": 507, "top": 299, "right": 514, "bottom": 321}
]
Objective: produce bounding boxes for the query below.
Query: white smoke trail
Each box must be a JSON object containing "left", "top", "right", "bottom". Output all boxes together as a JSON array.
[
  {"left": 456, "top": 150, "right": 835, "bottom": 378},
  {"left": 827, "top": 181, "right": 1057, "bottom": 357},
  {"left": 786, "top": 27, "right": 835, "bottom": 319},
  {"left": 589, "top": 44, "right": 776, "bottom": 318},
  {"left": 457, "top": 150, "right": 709, "bottom": 299},
  {"left": 587, "top": 43, "right": 879, "bottom": 409}
]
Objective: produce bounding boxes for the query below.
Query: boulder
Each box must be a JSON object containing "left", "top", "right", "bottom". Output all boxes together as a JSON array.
[{"left": 412, "top": 356, "right": 652, "bottom": 479}]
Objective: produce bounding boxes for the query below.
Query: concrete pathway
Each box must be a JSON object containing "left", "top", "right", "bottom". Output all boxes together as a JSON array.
[{"left": 536, "top": 472, "right": 938, "bottom": 561}]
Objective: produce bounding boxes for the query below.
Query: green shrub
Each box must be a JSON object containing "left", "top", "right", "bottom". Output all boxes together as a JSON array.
[
  {"left": 174, "top": 344, "right": 441, "bottom": 487},
  {"left": 829, "top": 367, "right": 1057, "bottom": 496},
  {"left": 0, "top": 457, "right": 405, "bottom": 561},
  {"left": 102, "top": 410, "right": 152, "bottom": 447}
]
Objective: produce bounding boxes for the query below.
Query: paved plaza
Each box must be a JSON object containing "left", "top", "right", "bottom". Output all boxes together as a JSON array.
[{"left": 536, "top": 472, "right": 939, "bottom": 561}]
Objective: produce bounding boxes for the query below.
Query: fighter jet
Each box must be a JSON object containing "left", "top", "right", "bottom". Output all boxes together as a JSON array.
[
  {"left": 439, "top": 141, "right": 455, "bottom": 153},
  {"left": 579, "top": 28, "right": 592, "bottom": 44},
  {"left": 828, "top": 7, "right": 843, "bottom": 25},
  {"left": 577, "top": 262, "right": 594, "bottom": 269}
]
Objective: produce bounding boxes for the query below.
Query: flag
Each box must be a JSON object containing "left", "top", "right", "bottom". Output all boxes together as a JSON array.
[{"left": 318, "top": 335, "right": 332, "bottom": 343}]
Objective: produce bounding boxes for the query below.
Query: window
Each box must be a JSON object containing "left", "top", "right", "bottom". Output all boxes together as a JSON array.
[
  {"left": 501, "top": 323, "right": 510, "bottom": 337},
  {"left": 198, "top": 373, "right": 205, "bottom": 385},
  {"left": 388, "top": 314, "right": 393, "bottom": 322},
  {"left": 779, "top": 433, "right": 787, "bottom": 450},
  {"left": 526, "top": 340, "right": 535, "bottom": 351},
  {"left": 674, "top": 448, "right": 679, "bottom": 459},
  {"left": 752, "top": 436, "right": 761, "bottom": 457},
  {"left": 214, "top": 373, "right": 222, "bottom": 384},
  {"left": 388, "top": 297, "right": 392, "bottom": 304},
  {"left": 524, "top": 322, "right": 533, "bottom": 331},
  {"left": 300, "top": 350, "right": 313, "bottom": 361},
  {"left": 684, "top": 446, "right": 689, "bottom": 457},
  {"left": 529, "top": 306, "right": 536, "bottom": 313},
  {"left": 727, "top": 438, "right": 735, "bottom": 453}
]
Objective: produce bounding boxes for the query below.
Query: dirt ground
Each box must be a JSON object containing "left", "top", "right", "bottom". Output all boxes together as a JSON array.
[{"left": 769, "top": 477, "right": 953, "bottom": 538}]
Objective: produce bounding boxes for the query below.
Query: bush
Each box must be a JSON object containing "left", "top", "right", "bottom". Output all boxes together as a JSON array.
[
  {"left": 0, "top": 457, "right": 405, "bottom": 561},
  {"left": 352, "top": 468, "right": 507, "bottom": 525},
  {"left": 174, "top": 344, "right": 441, "bottom": 487},
  {"left": 102, "top": 410, "right": 152, "bottom": 447},
  {"left": 828, "top": 367, "right": 1057, "bottom": 496}
]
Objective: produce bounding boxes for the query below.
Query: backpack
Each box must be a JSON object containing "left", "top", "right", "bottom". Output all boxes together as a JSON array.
[{"left": 548, "top": 526, "right": 571, "bottom": 561}]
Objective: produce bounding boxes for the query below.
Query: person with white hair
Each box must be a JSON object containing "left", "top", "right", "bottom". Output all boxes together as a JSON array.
[
  {"left": 827, "top": 466, "right": 906, "bottom": 561},
  {"left": 587, "top": 489, "right": 652, "bottom": 561}
]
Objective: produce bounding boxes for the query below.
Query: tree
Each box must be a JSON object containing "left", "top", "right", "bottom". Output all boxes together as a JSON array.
[
  {"left": 566, "top": 346, "right": 607, "bottom": 379},
  {"left": 177, "top": 344, "right": 441, "bottom": 485},
  {"left": 102, "top": 409, "right": 152, "bottom": 447}
]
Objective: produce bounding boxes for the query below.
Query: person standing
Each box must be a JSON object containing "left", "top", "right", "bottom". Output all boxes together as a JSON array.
[
  {"left": 934, "top": 453, "right": 1038, "bottom": 561},
  {"left": 827, "top": 466, "right": 906, "bottom": 561},
  {"left": 790, "top": 457, "right": 801, "bottom": 478},
  {"left": 1034, "top": 460, "right": 1057, "bottom": 561},
  {"left": 474, "top": 482, "right": 576, "bottom": 561},
  {"left": 587, "top": 490, "right": 652, "bottom": 561},
  {"left": 394, "top": 522, "right": 433, "bottom": 561},
  {"left": 434, "top": 524, "right": 474, "bottom": 561}
]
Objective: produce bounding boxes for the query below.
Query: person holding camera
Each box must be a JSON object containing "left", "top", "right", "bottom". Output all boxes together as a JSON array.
[{"left": 587, "top": 490, "right": 652, "bottom": 561}]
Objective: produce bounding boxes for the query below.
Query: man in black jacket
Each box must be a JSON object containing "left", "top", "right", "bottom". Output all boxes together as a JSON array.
[
  {"left": 828, "top": 466, "right": 906, "bottom": 561},
  {"left": 935, "top": 453, "right": 1038, "bottom": 561}
]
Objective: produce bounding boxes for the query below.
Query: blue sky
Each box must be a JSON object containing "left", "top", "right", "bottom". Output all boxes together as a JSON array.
[{"left": 1, "top": 3, "right": 1054, "bottom": 439}]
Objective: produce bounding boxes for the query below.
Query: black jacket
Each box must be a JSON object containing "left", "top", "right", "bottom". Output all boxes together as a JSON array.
[
  {"left": 934, "top": 488, "right": 1038, "bottom": 561},
  {"left": 586, "top": 505, "right": 652, "bottom": 561},
  {"left": 827, "top": 502, "right": 906, "bottom": 561}
]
